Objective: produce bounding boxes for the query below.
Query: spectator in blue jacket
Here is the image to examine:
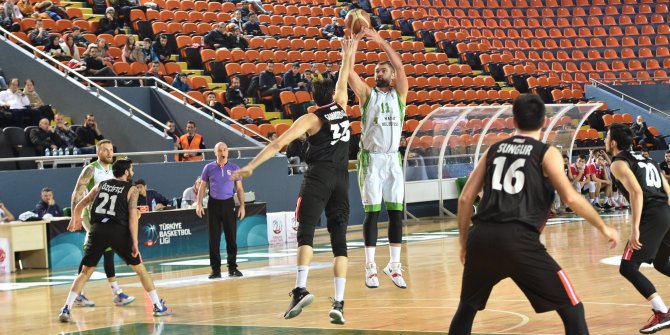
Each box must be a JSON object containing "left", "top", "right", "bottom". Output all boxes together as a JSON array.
[
  {"left": 140, "top": 38, "right": 158, "bottom": 63},
  {"left": 33, "top": 187, "right": 63, "bottom": 217},
  {"left": 172, "top": 73, "right": 191, "bottom": 92},
  {"left": 134, "top": 179, "right": 170, "bottom": 211},
  {"left": 281, "top": 62, "right": 307, "bottom": 92}
]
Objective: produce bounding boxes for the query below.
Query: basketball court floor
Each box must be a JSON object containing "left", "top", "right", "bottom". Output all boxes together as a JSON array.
[{"left": 1, "top": 211, "right": 661, "bottom": 334}]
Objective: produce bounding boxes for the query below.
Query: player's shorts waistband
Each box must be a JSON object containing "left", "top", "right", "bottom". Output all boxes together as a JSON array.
[{"left": 360, "top": 149, "right": 399, "bottom": 155}]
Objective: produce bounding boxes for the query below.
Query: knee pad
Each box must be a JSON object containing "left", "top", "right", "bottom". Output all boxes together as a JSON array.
[
  {"left": 297, "top": 224, "right": 316, "bottom": 247},
  {"left": 387, "top": 210, "right": 404, "bottom": 244},
  {"left": 619, "top": 259, "right": 639, "bottom": 279},
  {"left": 329, "top": 223, "right": 348, "bottom": 257},
  {"left": 363, "top": 211, "right": 380, "bottom": 246}
]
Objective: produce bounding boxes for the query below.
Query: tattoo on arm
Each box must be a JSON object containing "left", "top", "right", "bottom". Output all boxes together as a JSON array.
[
  {"left": 128, "top": 186, "right": 139, "bottom": 209},
  {"left": 72, "top": 165, "right": 94, "bottom": 207}
]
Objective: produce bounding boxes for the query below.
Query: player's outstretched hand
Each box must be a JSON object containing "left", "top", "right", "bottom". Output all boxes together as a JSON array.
[
  {"left": 602, "top": 226, "right": 620, "bottom": 249},
  {"left": 231, "top": 166, "right": 252, "bottom": 181},
  {"left": 629, "top": 227, "right": 642, "bottom": 250},
  {"left": 67, "top": 217, "right": 82, "bottom": 232},
  {"left": 363, "top": 27, "right": 383, "bottom": 43}
]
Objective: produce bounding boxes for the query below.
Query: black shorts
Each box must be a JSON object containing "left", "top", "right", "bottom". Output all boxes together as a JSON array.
[
  {"left": 461, "top": 223, "right": 580, "bottom": 313},
  {"left": 622, "top": 204, "right": 670, "bottom": 263},
  {"left": 296, "top": 164, "right": 349, "bottom": 232},
  {"left": 81, "top": 223, "right": 141, "bottom": 267}
]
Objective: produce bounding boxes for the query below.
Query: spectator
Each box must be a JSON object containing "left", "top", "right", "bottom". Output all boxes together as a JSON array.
[
  {"left": 122, "top": 37, "right": 143, "bottom": 63},
  {"left": 23, "top": 79, "right": 55, "bottom": 121},
  {"left": 286, "top": 133, "right": 308, "bottom": 174},
  {"left": 53, "top": 113, "right": 78, "bottom": 151},
  {"left": 164, "top": 119, "right": 181, "bottom": 143},
  {"left": 3, "top": 0, "right": 23, "bottom": 21},
  {"left": 322, "top": 62, "right": 337, "bottom": 81},
  {"left": 16, "top": 0, "right": 33, "bottom": 17},
  {"left": 44, "top": 35, "right": 69, "bottom": 60},
  {"left": 71, "top": 26, "right": 90, "bottom": 48},
  {"left": 181, "top": 176, "right": 206, "bottom": 208},
  {"left": 134, "top": 179, "right": 170, "bottom": 211},
  {"left": 226, "top": 25, "right": 248, "bottom": 50},
  {"left": 570, "top": 154, "right": 598, "bottom": 206},
  {"left": 641, "top": 147, "right": 651, "bottom": 159},
  {"left": 82, "top": 38, "right": 114, "bottom": 62},
  {"left": 225, "top": 76, "right": 247, "bottom": 109},
  {"left": 152, "top": 34, "right": 172, "bottom": 63},
  {"left": 632, "top": 115, "right": 657, "bottom": 149},
  {"left": 322, "top": 17, "right": 344, "bottom": 40},
  {"left": 145, "top": 61, "right": 164, "bottom": 82},
  {"left": 203, "top": 92, "right": 230, "bottom": 121},
  {"left": 83, "top": 45, "right": 117, "bottom": 83},
  {"left": 29, "top": 19, "right": 51, "bottom": 46},
  {"left": 140, "top": 38, "right": 158, "bottom": 63},
  {"left": 109, "top": 0, "right": 147, "bottom": 29},
  {"left": 0, "top": 6, "right": 20, "bottom": 32},
  {"left": 0, "top": 200, "right": 15, "bottom": 222},
  {"left": 33, "top": 187, "right": 63, "bottom": 218},
  {"left": 281, "top": 62, "right": 307, "bottom": 92},
  {"left": 243, "top": 12, "right": 263, "bottom": 37},
  {"left": 30, "top": 117, "right": 63, "bottom": 155},
  {"left": 258, "top": 62, "right": 281, "bottom": 113},
  {"left": 309, "top": 63, "right": 324, "bottom": 81},
  {"left": 171, "top": 73, "right": 191, "bottom": 92},
  {"left": 60, "top": 34, "right": 81, "bottom": 61},
  {"left": 660, "top": 150, "right": 670, "bottom": 180},
  {"left": 75, "top": 114, "right": 105, "bottom": 153},
  {"left": 0, "top": 78, "right": 40, "bottom": 127},
  {"left": 96, "top": 7, "right": 120, "bottom": 35},
  {"left": 303, "top": 69, "right": 314, "bottom": 92},
  {"left": 0, "top": 69, "right": 6, "bottom": 90},
  {"left": 230, "top": 10, "right": 246, "bottom": 32},
  {"left": 176, "top": 120, "right": 205, "bottom": 161},
  {"left": 267, "top": 132, "right": 277, "bottom": 141},
  {"left": 204, "top": 23, "right": 228, "bottom": 50},
  {"left": 588, "top": 152, "right": 614, "bottom": 210}
]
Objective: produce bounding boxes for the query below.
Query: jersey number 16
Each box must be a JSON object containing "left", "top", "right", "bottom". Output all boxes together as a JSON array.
[{"left": 491, "top": 157, "right": 527, "bottom": 194}]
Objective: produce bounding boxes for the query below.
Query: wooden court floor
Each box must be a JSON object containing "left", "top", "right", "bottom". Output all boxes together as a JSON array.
[{"left": 0, "top": 212, "right": 663, "bottom": 334}]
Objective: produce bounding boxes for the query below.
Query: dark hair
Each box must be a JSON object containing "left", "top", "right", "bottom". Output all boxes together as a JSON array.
[
  {"left": 133, "top": 178, "right": 146, "bottom": 186},
  {"left": 72, "top": 25, "right": 81, "bottom": 31},
  {"left": 666, "top": 150, "right": 670, "bottom": 154},
  {"left": 41, "top": 187, "right": 52, "bottom": 193},
  {"left": 26, "top": 79, "right": 34, "bottom": 85},
  {"left": 561, "top": 154, "right": 569, "bottom": 160},
  {"left": 143, "top": 38, "right": 151, "bottom": 43},
  {"left": 187, "top": 120, "right": 196, "bottom": 127},
  {"left": 641, "top": 148, "right": 649, "bottom": 153},
  {"left": 577, "top": 154, "right": 587, "bottom": 161},
  {"left": 512, "top": 94, "right": 546, "bottom": 131},
  {"left": 112, "top": 159, "right": 133, "bottom": 178},
  {"left": 377, "top": 61, "right": 394, "bottom": 73},
  {"left": 292, "top": 62, "right": 300, "bottom": 68},
  {"left": 312, "top": 78, "right": 336, "bottom": 106},
  {"left": 608, "top": 123, "right": 634, "bottom": 151}
]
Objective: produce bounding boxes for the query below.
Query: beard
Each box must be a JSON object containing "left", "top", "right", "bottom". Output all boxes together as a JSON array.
[{"left": 375, "top": 77, "right": 391, "bottom": 88}]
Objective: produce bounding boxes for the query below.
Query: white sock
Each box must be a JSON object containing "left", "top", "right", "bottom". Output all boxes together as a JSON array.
[
  {"left": 110, "top": 281, "right": 120, "bottom": 295},
  {"left": 365, "top": 247, "right": 376, "bottom": 265},
  {"left": 334, "top": 277, "right": 346, "bottom": 302},
  {"left": 295, "top": 265, "right": 309, "bottom": 288},
  {"left": 148, "top": 290, "right": 162, "bottom": 306},
  {"left": 390, "top": 246, "right": 401, "bottom": 264},
  {"left": 65, "top": 291, "right": 79, "bottom": 308},
  {"left": 651, "top": 296, "right": 669, "bottom": 313}
]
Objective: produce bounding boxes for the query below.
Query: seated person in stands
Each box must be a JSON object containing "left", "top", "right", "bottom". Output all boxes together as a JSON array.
[
  {"left": 164, "top": 119, "right": 181, "bottom": 143},
  {"left": 96, "top": 7, "right": 120, "bottom": 35},
  {"left": 181, "top": 176, "right": 206, "bottom": 208},
  {"left": 134, "top": 179, "right": 169, "bottom": 211},
  {"left": 225, "top": 76, "right": 247, "bottom": 109},
  {"left": 30, "top": 118, "right": 64, "bottom": 155},
  {"left": 322, "top": 17, "right": 344, "bottom": 40},
  {"left": 258, "top": 62, "right": 281, "bottom": 113},
  {"left": 122, "top": 37, "right": 143, "bottom": 63},
  {"left": 0, "top": 6, "right": 20, "bottom": 32},
  {"left": 33, "top": 187, "right": 63, "bottom": 218},
  {"left": 44, "top": 36, "right": 70, "bottom": 61},
  {"left": 29, "top": 19, "right": 51, "bottom": 46},
  {"left": 660, "top": 150, "right": 670, "bottom": 180},
  {"left": 152, "top": 34, "right": 172, "bottom": 63},
  {"left": 0, "top": 78, "right": 40, "bottom": 128},
  {"left": 286, "top": 133, "right": 308, "bottom": 174},
  {"left": 632, "top": 115, "right": 657, "bottom": 149},
  {"left": 145, "top": 61, "right": 164, "bottom": 82},
  {"left": 75, "top": 114, "right": 105, "bottom": 154},
  {"left": 23, "top": 79, "right": 54, "bottom": 121},
  {"left": 177, "top": 121, "right": 205, "bottom": 161},
  {"left": 82, "top": 45, "right": 117, "bottom": 82},
  {"left": 230, "top": 9, "right": 246, "bottom": 31},
  {"left": 109, "top": 0, "right": 147, "bottom": 29},
  {"left": 243, "top": 12, "right": 263, "bottom": 37},
  {"left": 71, "top": 26, "right": 90, "bottom": 48},
  {"left": 53, "top": 113, "right": 78, "bottom": 151},
  {"left": 60, "top": 34, "right": 81, "bottom": 61},
  {"left": 140, "top": 38, "right": 158, "bottom": 63},
  {"left": 322, "top": 62, "right": 337, "bottom": 81},
  {"left": 204, "top": 23, "right": 228, "bottom": 50},
  {"left": 0, "top": 200, "right": 15, "bottom": 222},
  {"left": 226, "top": 25, "right": 248, "bottom": 50},
  {"left": 171, "top": 73, "right": 191, "bottom": 92},
  {"left": 202, "top": 92, "right": 230, "bottom": 121},
  {"left": 281, "top": 62, "right": 308, "bottom": 92}
]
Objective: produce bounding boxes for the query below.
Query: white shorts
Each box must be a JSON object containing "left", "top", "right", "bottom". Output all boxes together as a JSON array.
[
  {"left": 574, "top": 180, "right": 596, "bottom": 193},
  {"left": 357, "top": 151, "right": 404, "bottom": 212}
]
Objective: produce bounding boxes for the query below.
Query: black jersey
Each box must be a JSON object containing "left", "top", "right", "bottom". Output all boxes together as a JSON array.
[
  {"left": 612, "top": 150, "right": 668, "bottom": 206},
  {"left": 472, "top": 135, "right": 555, "bottom": 232},
  {"left": 305, "top": 102, "right": 350, "bottom": 169},
  {"left": 90, "top": 179, "right": 131, "bottom": 226}
]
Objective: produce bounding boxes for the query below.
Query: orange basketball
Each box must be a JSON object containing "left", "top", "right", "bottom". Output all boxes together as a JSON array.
[{"left": 344, "top": 9, "right": 372, "bottom": 34}]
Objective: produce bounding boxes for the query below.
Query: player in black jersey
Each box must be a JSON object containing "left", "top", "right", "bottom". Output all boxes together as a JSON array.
[
  {"left": 607, "top": 123, "right": 670, "bottom": 334},
  {"left": 231, "top": 34, "right": 361, "bottom": 325},
  {"left": 448, "top": 94, "right": 619, "bottom": 335},
  {"left": 58, "top": 160, "right": 170, "bottom": 322}
]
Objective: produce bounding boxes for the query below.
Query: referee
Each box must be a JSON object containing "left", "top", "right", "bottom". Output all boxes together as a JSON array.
[{"left": 196, "top": 142, "right": 246, "bottom": 279}]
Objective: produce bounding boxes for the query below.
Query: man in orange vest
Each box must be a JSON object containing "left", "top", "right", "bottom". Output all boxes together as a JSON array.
[{"left": 176, "top": 120, "right": 206, "bottom": 162}]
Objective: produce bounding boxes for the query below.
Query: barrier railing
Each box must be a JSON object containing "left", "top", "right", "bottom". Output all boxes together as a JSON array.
[{"left": 589, "top": 79, "right": 670, "bottom": 118}]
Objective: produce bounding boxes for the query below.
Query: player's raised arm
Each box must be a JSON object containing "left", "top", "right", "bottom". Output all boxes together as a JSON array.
[
  {"left": 334, "top": 35, "right": 361, "bottom": 108},
  {"left": 347, "top": 34, "right": 372, "bottom": 106},
  {"left": 364, "top": 28, "right": 408, "bottom": 99}
]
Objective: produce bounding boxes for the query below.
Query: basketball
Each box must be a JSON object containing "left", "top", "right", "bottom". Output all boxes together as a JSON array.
[{"left": 345, "top": 9, "right": 372, "bottom": 34}]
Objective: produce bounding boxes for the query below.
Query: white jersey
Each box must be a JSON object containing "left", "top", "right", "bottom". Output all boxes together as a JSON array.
[
  {"left": 87, "top": 161, "right": 114, "bottom": 190},
  {"left": 360, "top": 87, "right": 405, "bottom": 153}
]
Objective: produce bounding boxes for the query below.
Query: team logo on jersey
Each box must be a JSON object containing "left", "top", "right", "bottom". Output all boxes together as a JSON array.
[
  {"left": 143, "top": 223, "right": 159, "bottom": 247},
  {"left": 227, "top": 170, "right": 232, "bottom": 176}
]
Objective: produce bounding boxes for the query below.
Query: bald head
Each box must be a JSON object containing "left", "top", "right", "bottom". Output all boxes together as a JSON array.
[{"left": 214, "top": 142, "right": 229, "bottom": 163}]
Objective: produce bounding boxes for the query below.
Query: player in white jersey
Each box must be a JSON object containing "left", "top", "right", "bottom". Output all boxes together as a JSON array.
[
  {"left": 348, "top": 28, "right": 409, "bottom": 289},
  {"left": 69, "top": 140, "right": 135, "bottom": 307}
]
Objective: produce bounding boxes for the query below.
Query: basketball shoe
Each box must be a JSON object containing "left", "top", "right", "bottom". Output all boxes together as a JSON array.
[
  {"left": 73, "top": 294, "right": 95, "bottom": 307},
  {"left": 58, "top": 306, "right": 71, "bottom": 322},
  {"left": 329, "top": 298, "right": 345, "bottom": 325},
  {"left": 365, "top": 262, "right": 379, "bottom": 288},
  {"left": 383, "top": 262, "right": 407, "bottom": 288},
  {"left": 113, "top": 292, "right": 136, "bottom": 306},
  {"left": 284, "top": 287, "right": 314, "bottom": 319},
  {"left": 153, "top": 300, "right": 171, "bottom": 317},
  {"left": 640, "top": 309, "right": 670, "bottom": 334}
]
